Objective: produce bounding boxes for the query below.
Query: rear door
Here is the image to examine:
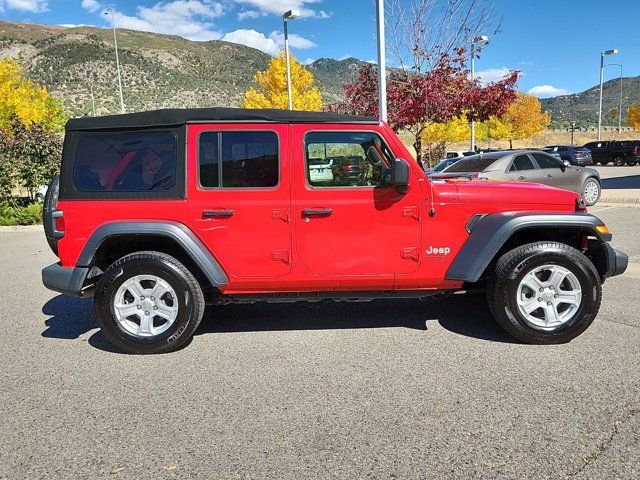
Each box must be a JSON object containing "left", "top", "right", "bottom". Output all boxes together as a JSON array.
[
  {"left": 186, "top": 124, "right": 292, "bottom": 285},
  {"left": 505, "top": 153, "right": 537, "bottom": 182},
  {"left": 292, "top": 125, "right": 422, "bottom": 288}
]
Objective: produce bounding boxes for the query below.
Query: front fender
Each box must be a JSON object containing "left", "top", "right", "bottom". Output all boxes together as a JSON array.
[{"left": 445, "top": 212, "right": 611, "bottom": 283}]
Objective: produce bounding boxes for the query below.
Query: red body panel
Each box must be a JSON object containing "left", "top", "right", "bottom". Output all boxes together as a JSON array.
[{"left": 55, "top": 121, "right": 579, "bottom": 293}]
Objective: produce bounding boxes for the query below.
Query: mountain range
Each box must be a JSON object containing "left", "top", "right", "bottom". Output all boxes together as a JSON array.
[{"left": 0, "top": 19, "right": 638, "bottom": 126}]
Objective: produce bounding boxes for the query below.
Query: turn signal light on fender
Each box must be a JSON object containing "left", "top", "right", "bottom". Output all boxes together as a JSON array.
[{"left": 596, "top": 225, "right": 609, "bottom": 236}]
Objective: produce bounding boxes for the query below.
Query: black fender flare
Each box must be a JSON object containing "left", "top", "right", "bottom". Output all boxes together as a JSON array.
[
  {"left": 77, "top": 221, "right": 228, "bottom": 287},
  {"left": 445, "top": 212, "right": 611, "bottom": 283}
]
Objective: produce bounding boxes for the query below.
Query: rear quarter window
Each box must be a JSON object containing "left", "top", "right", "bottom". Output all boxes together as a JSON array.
[{"left": 72, "top": 131, "right": 177, "bottom": 192}]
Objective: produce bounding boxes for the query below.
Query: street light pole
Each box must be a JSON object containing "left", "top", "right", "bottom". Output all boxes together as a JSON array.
[
  {"left": 470, "top": 35, "right": 489, "bottom": 151},
  {"left": 104, "top": 8, "right": 125, "bottom": 114},
  {"left": 283, "top": 10, "right": 300, "bottom": 111},
  {"left": 598, "top": 49, "right": 618, "bottom": 141},
  {"left": 376, "top": 0, "right": 387, "bottom": 123}
]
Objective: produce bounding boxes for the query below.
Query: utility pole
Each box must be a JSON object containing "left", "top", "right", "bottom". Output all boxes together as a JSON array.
[
  {"left": 376, "top": 0, "right": 387, "bottom": 123},
  {"left": 104, "top": 8, "right": 125, "bottom": 114},
  {"left": 598, "top": 49, "right": 618, "bottom": 140},
  {"left": 470, "top": 36, "right": 489, "bottom": 151},
  {"left": 283, "top": 10, "right": 300, "bottom": 111}
]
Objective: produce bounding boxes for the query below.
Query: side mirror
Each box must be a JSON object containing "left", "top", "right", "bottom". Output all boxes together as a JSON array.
[
  {"left": 391, "top": 158, "right": 410, "bottom": 191},
  {"left": 562, "top": 160, "right": 571, "bottom": 171}
]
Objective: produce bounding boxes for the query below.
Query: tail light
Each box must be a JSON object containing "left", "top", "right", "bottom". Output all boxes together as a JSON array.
[
  {"left": 632, "top": 146, "right": 638, "bottom": 156},
  {"left": 52, "top": 210, "right": 65, "bottom": 239}
]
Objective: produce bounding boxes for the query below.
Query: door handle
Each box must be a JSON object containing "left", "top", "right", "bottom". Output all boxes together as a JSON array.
[
  {"left": 302, "top": 208, "right": 332, "bottom": 217},
  {"left": 202, "top": 209, "right": 234, "bottom": 218},
  {"left": 544, "top": 174, "right": 553, "bottom": 179},
  {"left": 517, "top": 176, "right": 526, "bottom": 181}
]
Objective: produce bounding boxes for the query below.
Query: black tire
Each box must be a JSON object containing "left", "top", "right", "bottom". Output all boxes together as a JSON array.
[
  {"left": 613, "top": 156, "right": 625, "bottom": 167},
  {"left": 582, "top": 177, "right": 601, "bottom": 206},
  {"left": 487, "top": 242, "right": 601, "bottom": 344},
  {"left": 42, "top": 175, "right": 60, "bottom": 256},
  {"left": 627, "top": 160, "right": 637, "bottom": 166},
  {"left": 94, "top": 251, "right": 205, "bottom": 354}
]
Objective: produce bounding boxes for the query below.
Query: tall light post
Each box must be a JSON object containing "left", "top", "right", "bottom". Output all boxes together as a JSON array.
[
  {"left": 376, "top": 0, "right": 387, "bottom": 123},
  {"left": 283, "top": 9, "right": 300, "bottom": 111},
  {"left": 597, "top": 49, "right": 618, "bottom": 140},
  {"left": 470, "top": 35, "right": 489, "bottom": 151},
  {"left": 104, "top": 8, "right": 125, "bottom": 114},
  {"left": 604, "top": 63, "right": 623, "bottom": 131}
]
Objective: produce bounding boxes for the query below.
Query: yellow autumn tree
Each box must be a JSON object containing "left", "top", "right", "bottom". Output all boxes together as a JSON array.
[
  {"left": 243, "top": 52, "right": 322, "bottom": 111},
  {"left": 628, "top": 105, "right": 640, "bottom": 132},
  {"left": 489, "top": 93, "right": 551, "bottom": 148},
  {"left": 0, "top": 59, "right": 66, "bottom": 132},
  {"left": 422, "top": 114, "right": 489, "bottom": 144}
]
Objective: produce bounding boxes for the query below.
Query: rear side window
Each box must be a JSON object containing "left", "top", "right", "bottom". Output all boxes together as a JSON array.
[
  {"left": 198, "top": 131, "right": 279, "bottom": 188},
  {"left": 510, "top": 154, "right": 535, "bottom": 171},
  {"left": 73, "top": 131, "right": 177, "bottom": 192}
]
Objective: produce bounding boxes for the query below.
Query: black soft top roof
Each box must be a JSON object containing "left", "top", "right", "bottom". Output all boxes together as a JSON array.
[{"left": 65, "top": 107, "right": 378, "bottom": 131}]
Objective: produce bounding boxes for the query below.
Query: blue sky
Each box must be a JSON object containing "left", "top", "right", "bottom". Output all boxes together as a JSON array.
[{"left": 1, "top": 0, "right": 638, "bottom": 98}]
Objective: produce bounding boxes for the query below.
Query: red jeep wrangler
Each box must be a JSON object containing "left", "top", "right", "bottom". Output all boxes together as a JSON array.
[{"left": 41, "top": 108, "right": 628, "bottom": 354}]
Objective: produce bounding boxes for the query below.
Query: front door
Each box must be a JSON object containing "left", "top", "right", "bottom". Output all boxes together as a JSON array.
[
  {"left": 530, "top": 152, "right": 579, "bottom": 191},
  {"left": 292, "top": 126, "right": 422, "bottom": 288},
  {"left": 186, "top": 124, "right": 291, "bottom": 284}
]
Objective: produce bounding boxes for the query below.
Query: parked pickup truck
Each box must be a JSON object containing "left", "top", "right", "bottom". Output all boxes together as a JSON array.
[
  {"left": 41, "top": 108, "right": 627, "bottom": 354},
  {"left": 583, "top": 140, "right": 640, "bottom": 166}
]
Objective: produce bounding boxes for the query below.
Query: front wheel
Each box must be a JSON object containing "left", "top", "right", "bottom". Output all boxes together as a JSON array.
[
  {"left": 582, "top": 177, "right": 601, "bottom": 206},
  {"left": 613, "top": 156, "right": 625, "bottom": 167},
  {"left": 487, "top": 242, "right": 601, "bottom": 344},
  {"left": 94, "top": 251, "right": 205, "bottom": 354}
]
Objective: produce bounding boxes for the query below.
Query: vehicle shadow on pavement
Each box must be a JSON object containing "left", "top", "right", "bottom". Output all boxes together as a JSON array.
[
  {"left": 602, "top": 175, "right": 640, "bottom": 189},
  {"left": 195, "top": 294, "right": 518, "bottom": 344},
  {"left": 41, "top": 295, "right": 122, "bottom": 353}
]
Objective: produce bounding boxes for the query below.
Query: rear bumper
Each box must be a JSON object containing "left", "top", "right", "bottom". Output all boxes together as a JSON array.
[
  {"left": 602, "top": 243, "right": 628, "bottom": 279},
  {"left": 42, "top": 263, "right": 92, "bottom": 297}
]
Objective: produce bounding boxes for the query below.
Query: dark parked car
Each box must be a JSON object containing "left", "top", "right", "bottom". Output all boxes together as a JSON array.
[
  {"left": 544, "top": 146, "right": 593, "bottom": 166},
  {"left": 429, "top": 157, "right": 462, "bottom": 173},
  {"left": 438, "top": 150, "right": 602, "bottom": 206},
  {"left": 583, "top": 140, "right": 639, "bottom": 166}
]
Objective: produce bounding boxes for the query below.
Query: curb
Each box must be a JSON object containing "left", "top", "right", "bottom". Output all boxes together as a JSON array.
[
  {"left": 598, "top": 197, "right": 640, "bottom": 205},
  {"left": 0, "top": 225, "right": 42, "bottom": 232}
]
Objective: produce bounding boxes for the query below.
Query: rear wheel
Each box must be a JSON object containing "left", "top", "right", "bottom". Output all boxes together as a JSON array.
[
  {"left": 627, "top": 160, "right": 638, "bottom": 166},
  {"left": 582, "top": 177, "right": 601, "bottom": 206},
  {"left": 94, "top": 251, "right": 205, "bottom": 354},
  {"left": 42, "top": 175, "right": 60, "bottom": 256},
  {"left": 613, "top": 156, "right": 625, "bottom": 167},
  {"left": 487, "top": 242, "right": 601, "bottom": 344}
]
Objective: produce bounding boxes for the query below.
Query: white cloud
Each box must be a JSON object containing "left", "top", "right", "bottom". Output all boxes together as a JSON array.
[
  {"left": 59, "top": 23, "right": 93, "bottom": 28},
  {"left": 88, "top": 1, "right": 225, "bottom": 41},
  {"left": 237, "top": 10, "right": 260, "bottom": 20},
  {"left": 0, "top": 0, "right": 48, "bottom": 12},
  {"left": 527, "top": 85, "right": 570, "bottom": 98},
  {"left": 221, "top": 28, "right": 315, "bottom": 55},
  {"left": 474, "top": 67, "right": 513, "bottom": 85},
  {"left": 304, "top": 57, "right": 314, "bottom": 65},
  {"left": 80, "top": 0, "right": 100, "bottom": 12},
  {"left": 234, "top": 0, "right": 330, "bottom": 19}
]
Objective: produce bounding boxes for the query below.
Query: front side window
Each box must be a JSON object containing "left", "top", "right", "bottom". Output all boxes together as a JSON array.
[
  {"left": 532, "top": 153, "right": 562, "bottom": 169},
  {"left": 304, "top": 131, "right": 393, "bottom": 187},
  {"left": 198, "top": 131, "right": 279, "bottom": 188},
  {"left": 73, "top": 131, "right": 177, "bottom": 192}
]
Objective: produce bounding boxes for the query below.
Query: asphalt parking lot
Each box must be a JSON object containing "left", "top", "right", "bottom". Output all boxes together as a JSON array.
[{"left": 1, "top": 203, "right": 639, "bottom": 480}]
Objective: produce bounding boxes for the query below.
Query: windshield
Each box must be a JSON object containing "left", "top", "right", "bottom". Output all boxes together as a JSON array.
[{"left": 443, "top": 156, "right": 500, "bottom": 173}]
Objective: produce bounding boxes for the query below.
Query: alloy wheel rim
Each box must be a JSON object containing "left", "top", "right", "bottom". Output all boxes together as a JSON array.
[
  {"left": 516, "top": 264, "right": 582, "bottom": 330},
  {"left": 584, "top": 181, "right": 599, "bottom": 204},
  {"left": 113, "top": 275, "right": 179, "bottom": 338}
]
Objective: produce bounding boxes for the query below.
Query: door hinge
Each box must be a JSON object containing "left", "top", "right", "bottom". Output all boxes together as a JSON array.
[
  {"left": 272, "top": 249, "right": 290, "bottom": 264},
  {"left": 271, "top": 209, "right": 290, "bottom": 223},
  {"left": 402, "top": 206, "right": 420, "bottom": 220},
  {"left": 401, "top": 247, "right": 420, "bottom": 262}
]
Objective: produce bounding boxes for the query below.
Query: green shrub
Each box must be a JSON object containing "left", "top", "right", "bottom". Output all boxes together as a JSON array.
[{"left": 0, "top": 202, "right": 42, "bottom": 226}]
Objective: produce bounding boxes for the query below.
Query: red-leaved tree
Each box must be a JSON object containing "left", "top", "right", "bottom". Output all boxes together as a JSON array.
[{"left": 329, "top": 59, "right": 518, "bottom": 167}]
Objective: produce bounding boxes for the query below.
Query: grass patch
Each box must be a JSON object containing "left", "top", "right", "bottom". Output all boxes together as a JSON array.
[{"left": 0, "top": 202, "right": 43, "bottom": 226}]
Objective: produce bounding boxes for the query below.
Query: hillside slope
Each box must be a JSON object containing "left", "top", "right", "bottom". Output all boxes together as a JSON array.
[
  {"left": 0, "top": 20, "right": 364, "bottom": 116},
  {"left": 541, "top": 76, "right": 640, "bottom": 128}
]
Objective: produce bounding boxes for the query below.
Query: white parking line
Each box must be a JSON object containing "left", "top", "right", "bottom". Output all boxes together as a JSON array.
[
  {"left": 590, "top": 205, "right": 621, "bottom": 212},
  {"left": 628, "top": 253, "right": 640, "bottom": 263}
]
